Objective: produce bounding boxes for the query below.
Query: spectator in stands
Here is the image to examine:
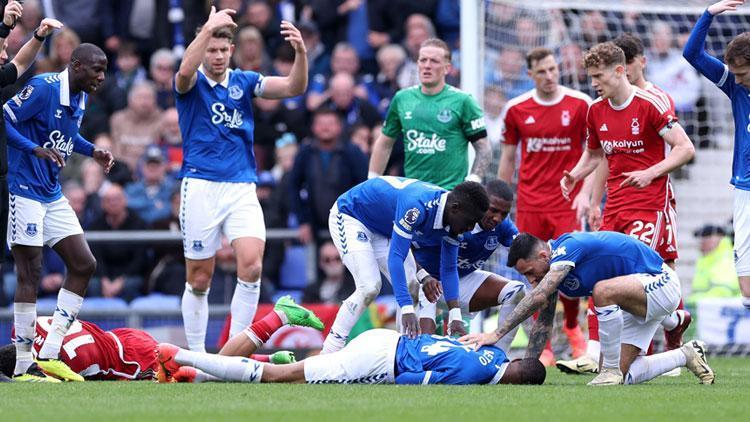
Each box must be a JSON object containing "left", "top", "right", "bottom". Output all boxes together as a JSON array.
[
  {"left": 240, "top": 0, "right": 282, "bottom": 56},
  {"left": 39, "top": 248, "right": 65, "bottom": 299},
  {"left": 80, "top": 159, "right": 107, "bottom": 225},
  {"left": 157, "top": 108, "right": 183, "bottom": 175},
  {"left": 559, "top": 42, "right": 595, "bottom": 98},
  {"left": 486, "top": 47, "right": 534, "bottom": 100},
  {"left": 579, "top": 10, "right": 609, "bottom": 47},
  {"left": 271, "top": 134, "right": 299, "bottom": 184},
  {"left": 368, "top": 0, "right": 438, "bottom": 51},
  {"left": 149, "top": 190, "right": 185, "bottom": 296},
  {"left": 307, "top": 42, "right": 367, "bottom": 111},
  {"left": 289, "top": 109, "right": 368, "bottom": 244},
  {"left": 483, "top": 86, "right": 507, "bottom": 147},
  {"left": 303, "top": 241, "right": 355, "bottom": 304},
  {"left": 93, "top": 133, "right": 134, "bottom": 187},
  {"left": 149, "top": 49, "right": 177, "bottom": 110},
  {"left": 62, "top": 182, "right": 97, "bottom": 230},
  {"left": 299, "top": 21, "right": 330, "bottom": 80},
  {"left": 688, "top": 224, "right": 741, "bottom": 307},
  {"left": 125, "top": 146, "right": 177, "bottom": 225},
  {"left": 88, "top": 184, "right": 148, "bottom": 302},
  {"left": 233, "top": 26, "right": 273, "bottom": 74},
  {"left": 110, "top": 81, "right": 163, "bottom": 172},
  {"left": 435, "top": 0, "right": 460, "bottom": 47},
  {"left": 397, "top": 14, "right": 435, "bottom": 88},
  {"left": 40, "top": 0, "right": 113, "bottom": 45},
  {"left": 350, "top": 123, "right": 373, "bottom": 155},
  {"left": 36, "top": 27, "right": 79, "bottom": 73},
  {"left": 322, "top": 72, "right": 382, "bottom": 132},
  {"left": 646, "top": 22, "right": 701, "bottom": 132},
  {"left": 113, "top": 42, "right": 147, "bottom": 94},
  {"left": 365, "top": 44, "right": 407, "bottom": 117}
]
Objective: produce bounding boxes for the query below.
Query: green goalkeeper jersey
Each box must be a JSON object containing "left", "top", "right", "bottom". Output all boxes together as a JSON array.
[{"left": 382, "top": 84, "right": 487, "bottom": 189}]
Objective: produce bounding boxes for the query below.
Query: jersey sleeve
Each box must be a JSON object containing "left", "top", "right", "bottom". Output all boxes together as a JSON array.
[
  {"left": 683, "top": 10, "right": 735, "bottom": 98},
  {"left": 585, "top": 106, "right": 601, "bottom": 150},
  {"left": 461, "top": 94, "right": 487, "bottom": 142},
  {"left": 549, "top": 237, "right": 584, "bottom": 270},
  {"left": 500, "top": 104, "right": 519, "bottom": 145},
  {"left": 646, "top": 98, "right": 677, "bottom": 137},
  {"left": 389, "top": 199, "right": 428, "bottom": 307},
  {"left": 381, "top": 92, "right": 402, "bottom": 138},
  {"left": 498, "top": 218, "right": 519, "bottom": 247},
  {"left": 240, "top": 70, "right": 265, "bottom": 98},
  {"left": 4, "top": 78, "right": 50, "bottom": 124},
  {"left": 439, "top": 237, "right": 460, "bottom": 302}
]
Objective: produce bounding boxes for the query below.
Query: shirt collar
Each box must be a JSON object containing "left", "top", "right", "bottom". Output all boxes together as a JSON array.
[
  {"left": 432, "top": 192, "right": 448, "bottom": 230},
  {"left": 58, "top": 69, "right": 86, "bottom": 110},
  {"left": 199, "top": 65, "right": 231, "bottom": 88}
]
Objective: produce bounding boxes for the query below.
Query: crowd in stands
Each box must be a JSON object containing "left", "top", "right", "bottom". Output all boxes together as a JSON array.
[{"left": 0, "top": 0, "right": 742, "bottom": 307}]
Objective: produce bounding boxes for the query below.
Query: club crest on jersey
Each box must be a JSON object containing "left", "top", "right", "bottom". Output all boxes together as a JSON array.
[
  {"left": 562, "top": 275, "right": 580, "bottom": 291},
  {"left": 18, "top": 85, "right": 33, "bottom": 101},
  {"left": 561, "top": 110, "right": 570, "bottom": 127},
  {"left": 25, "top": 223, "right": 37, "bottom": 236},
  {"left": 228, "top": 85, "right": 243, "bottom": 100},
  {"left": 356, "top": 231, "right": 368, "bottom": 242},
  {"left": 192, "top": 240, "right": 204, "bottom": 251},
  {"left": 484, "top": 235, "right": 499, "bottom": 250},
  {"left": 631, "top": 118, "right": 640, "bottom": 135},
  {"left": 436, "top": 109, "right": 452, "bottom": 123}
]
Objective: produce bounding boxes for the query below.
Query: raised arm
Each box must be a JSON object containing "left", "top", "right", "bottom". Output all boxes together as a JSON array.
[
  {"left": 683, "top": 1, "right": 743, "bottom": 84},
  {"left": 175, "top": 7, "right": 237, "bottom": 94},
  {"left": 11, "top": 18, "right": 64, "bottom": 77},
  {"left": 260, "top": 21, "right": 308, "bottom": 99}
]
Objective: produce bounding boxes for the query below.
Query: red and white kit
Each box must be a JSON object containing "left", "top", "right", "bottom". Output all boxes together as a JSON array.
[
  {"left": 587, "top": 86, "right": 679, "bottom": 261},
  {"left": 32, "top": 317, "right": 158, "bottom": 380},
  {"left": 502, "top": 87, "right": 591, "bottom": 238}
]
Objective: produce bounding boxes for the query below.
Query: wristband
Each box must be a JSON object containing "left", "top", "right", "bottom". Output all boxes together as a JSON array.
[
  {"left": 401, "top": 305, "right": 415, "bottom": 315},
  {"left": 416, "top": 268, "right": 430, "bottom": 283},
  {"left": 0, "top": 23, "right": 11, "bottom": 39},
  {"left": 465, "top": 173, "right": 482, "bottom": 183},
  {"left": 33, "top": 28, "right": 46, "bottom": 42},
  {"left": 448, "top": 308, "right": 462, "bottom": 322},
  {"left": 367, "top": 171, "right": 380, "bottom": 179}
]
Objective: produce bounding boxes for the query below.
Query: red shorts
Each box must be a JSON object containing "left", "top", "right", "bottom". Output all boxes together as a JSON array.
[
  {"left": 110, "top": 328, "right": 159, "bottom": 380},
  {"left": 601, "top": 207, "right": 678, "bottom": 261},
  {"left": 516, "top": 210, "right": 581, "bottom": 241}
]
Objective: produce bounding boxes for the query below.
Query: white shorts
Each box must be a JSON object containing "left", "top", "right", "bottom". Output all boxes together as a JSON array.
[
  {"left": 621, "top": 263, "right": 682, "bottom": 351},
  {"left": 304, "top": 329, "right": 399, "bottom": 384},
  {"left": 180, "top": 178, "right": 265, "bottom": 260},
  {"left": 329, "top": 203, "right": 418, "bottom": 299},
  {"left": 733, "top": 188, "right": 750, "bottom": 276},
  {"left": 418, "top": 270, "right": 493, "bottom": 320},
  {"left": 7, "top": 194, "right": 83, "bottom": 248}
]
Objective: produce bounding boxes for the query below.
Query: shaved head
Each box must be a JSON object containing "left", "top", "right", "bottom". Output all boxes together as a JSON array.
[
  {"left": 69, "top": 43, "right": 108, "bottom": 94},
  {"left": 72, "top": 43, "right": 107, "bottom": 64}
]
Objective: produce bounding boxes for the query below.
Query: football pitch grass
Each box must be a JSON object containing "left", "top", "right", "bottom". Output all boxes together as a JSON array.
[{"left": 2, "top": 357, "right": 748, "bottom": 421}]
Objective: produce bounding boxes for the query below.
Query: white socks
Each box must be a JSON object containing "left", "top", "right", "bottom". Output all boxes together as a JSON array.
[
  {"left": 13, "top": 302, "right": 36, "bottom": 375},
  {"left": 229, "top": 278, "right": 261, "bottom": 338},
  {"left": 624, "top": 349, "right": 687, "bottom": 384},
  {"left": 182, "top": 283, "right": 210, "bottom": 352},
  {"left": 175, "top": 348, "right": 264, "bottom": 383},
  {"left": 38, "top": 288, "right": 83, "bottom": 360},
  {"left": 586, "top": 340, "right": 601, "bottom": 362},
  {"left": 595, "top": 304, "right": 622, "bottom": 369},
  {"left": 495, "top": 281, "right": 526, "bottom": 352},
  {"left": 321, "top": 291, "right": 367, "bottom": 354}
]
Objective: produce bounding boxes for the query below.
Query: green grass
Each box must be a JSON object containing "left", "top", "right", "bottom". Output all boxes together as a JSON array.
[{"left": 2, "top": 358, "right": 749, "bottom": 421}]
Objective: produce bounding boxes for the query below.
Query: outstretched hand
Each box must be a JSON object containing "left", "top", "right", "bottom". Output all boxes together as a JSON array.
[
  {"left": 93, "top": 148, "right": 115, "bottom": 174},
  {"left": 708, "top": 0, "right": 745, "bottom": 16},
  {"left": 2, "top": 1, "right": 22, "bottom": 27},
  {"left": 401, "top": 312, "right": 420, "bottom": 339},
  {"left": 458, "top": 331, "right": 502, "bottom": 351},
  {"left": 205, "top": 6, "right": 237, "bottom": 33},
  {"left": 281, "top": 20, "right": 306, "bottom": 54},
  {"left": 422, "top": 277, "right": 443, "bottom": 303},
  {"left": 36, "top": 18, "right": 64, "bottom": 38},
  {"left": 560, "top": 170, "right": 578, "bottom": 201}
]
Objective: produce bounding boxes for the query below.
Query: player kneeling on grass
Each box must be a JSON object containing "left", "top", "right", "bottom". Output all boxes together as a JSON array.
[
  {"left": 158, "top": 321, "right": 545, "bottom": 385},
  {"left": 413, "top": 179, "right": 528, "bottom": 353},
  {"left": 461, "top": 231, "right": 715, "bottom": 386}
]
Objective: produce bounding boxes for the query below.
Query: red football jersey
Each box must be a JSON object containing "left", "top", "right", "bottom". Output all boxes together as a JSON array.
[
  {"left": 32, "top": 318, "right": 158, "bottom": 380},
  {"left": 502, "top": 87, "right": 591, "bottom": 212},
  {"left": 586, "top": 87, "right": 677, "bottom": 213}
]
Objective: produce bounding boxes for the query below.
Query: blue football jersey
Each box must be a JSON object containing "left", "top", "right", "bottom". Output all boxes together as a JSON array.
[
  {"left": 414, "top": 217, "right": 518, "bottom": 278},
  {"left": 336, "top": 177, "right": 462, "bottom": 307},
  {"left": 684, "top": 10, "right": 750, "bottom": 190},
  {"left": 395, "top": 334, "right": 509, "bottom": 385},
  {"left": 4, "top": 70, "right": 94, "bottom": 203},
  {"left": 549, "top": 231, "right": 664, "bottom": 297},
  {"left": 175, "top": 68, "right": 264, "bottom": 183}
]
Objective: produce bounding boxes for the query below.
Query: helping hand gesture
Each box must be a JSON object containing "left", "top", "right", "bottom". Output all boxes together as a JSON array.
[{"left": 708, "top": 0, "right": 745, "bottom": 16}]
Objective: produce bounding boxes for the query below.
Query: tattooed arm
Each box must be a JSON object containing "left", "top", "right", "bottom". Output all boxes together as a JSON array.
[
  {"left": 468, "top": 137, "right": 492, "bottom": 181},
  {"left": 459, "top": 265, "right": 572, "bottom": 348},
  {"left": 524, "top": 292, "right": 558, "bottom": 359}
]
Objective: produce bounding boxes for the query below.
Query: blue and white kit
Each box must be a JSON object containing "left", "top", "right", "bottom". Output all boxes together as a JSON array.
[
  {"left": 175, "top": 67, "right": 268, "bottom": 259},
  {"left": 3, "top": 70, "right": 95, "bottom": 247}
]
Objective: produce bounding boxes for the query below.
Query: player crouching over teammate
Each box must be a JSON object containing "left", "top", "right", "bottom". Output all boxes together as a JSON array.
[
  {"left": 461, "top": 231, "right": 715, "bottom": 386},
  {"left": 157, "top": 315, "right": 545, "bottom": 386}
]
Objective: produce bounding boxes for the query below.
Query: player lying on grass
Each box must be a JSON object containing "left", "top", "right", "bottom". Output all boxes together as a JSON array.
[
  {"left": 460, "top": 231, "right": 715, "bottom": 386},
  {"left": 157, "top": 317, "right": 545, "bottom": 385},
  {"left": 413, "top": 179, "right": 529, "bottom": 353},
  {"left": 0, "top": 296, "right": 316, "bottom": 382}
]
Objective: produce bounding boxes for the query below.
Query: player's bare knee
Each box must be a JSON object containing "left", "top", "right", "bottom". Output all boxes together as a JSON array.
[
  {"left": 238, "top": 262, "right": 262, "bottom": 282},
  {"left": 359, "top": 282, "right": 381, "bottom": 305},
  {"left": 70, "top": 256, "right": 97, "bottom": 279},
  {"left": 592, "top": 283, "right": 616, "bottom": 306},
  {"left": 189, "top": 274, "right": 212, "bottom": 292}
]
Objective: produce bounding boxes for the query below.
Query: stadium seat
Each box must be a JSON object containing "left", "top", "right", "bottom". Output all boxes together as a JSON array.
[
  {"left": 129, "top": 294, "right": 181, "bottom": 312},
  {"left": 81, "top": 297, "right": 129, "bottom": 311},
  {"left": 279, "top": 246, "right": 308, "bottom": 289},
  {"left": 272, "top": 290, "right": 303, "bottom": 304}
]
